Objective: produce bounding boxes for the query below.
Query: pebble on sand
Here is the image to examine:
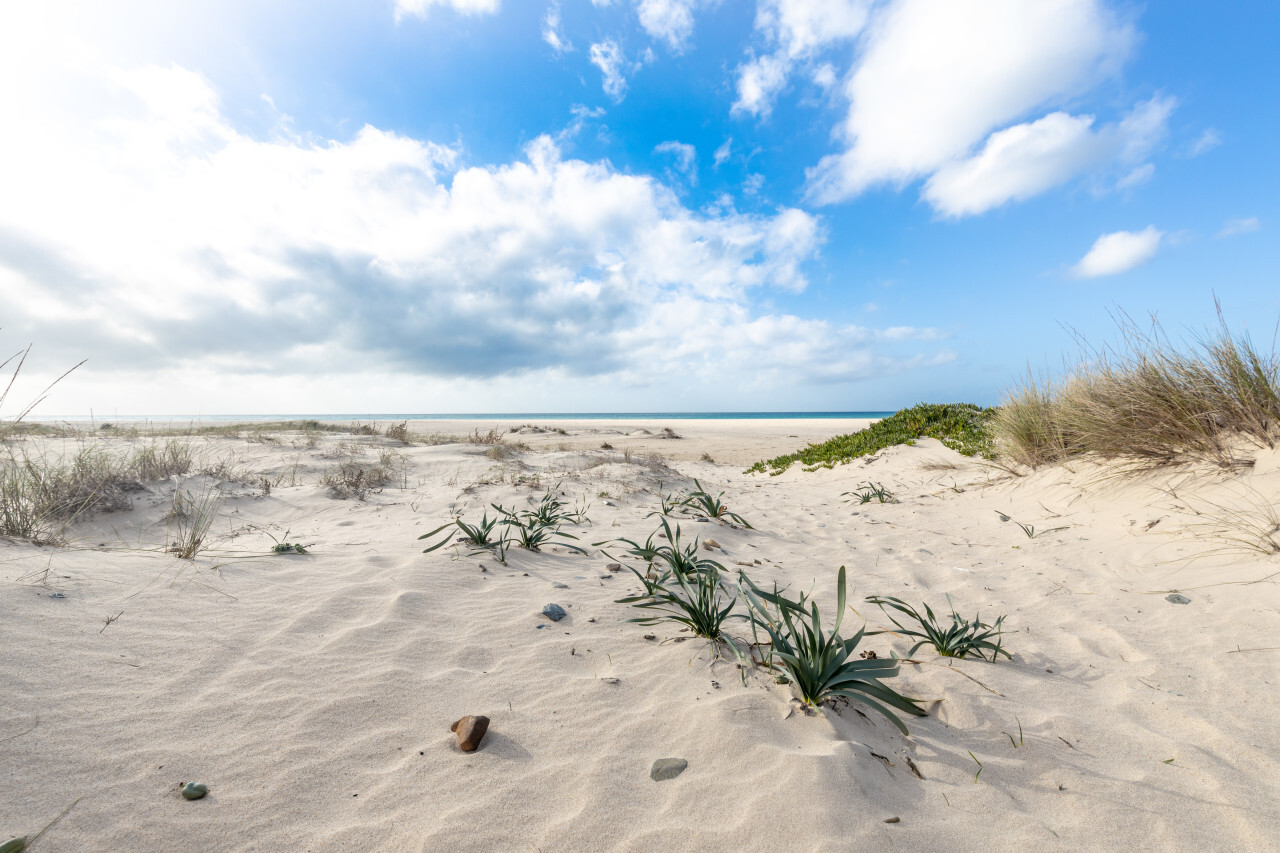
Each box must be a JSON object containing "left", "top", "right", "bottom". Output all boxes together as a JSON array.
[
  {"left": 650, "top": 758, "right": 688, "bottom": 781},
  {"left": 542, "top": 603, "right": 567, "bottom": 621},
  {"left": 450, "top": 715, "right": 490, "bottom": 752}
]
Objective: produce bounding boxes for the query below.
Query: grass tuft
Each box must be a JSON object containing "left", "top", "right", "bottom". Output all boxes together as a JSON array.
[{"left": 865, "top": 594, "right": 1011, "bottom": 661}]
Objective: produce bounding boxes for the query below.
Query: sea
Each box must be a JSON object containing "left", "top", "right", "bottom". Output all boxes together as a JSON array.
[{"left": 49, "top": 411, "right": 894, "bottom": 424}]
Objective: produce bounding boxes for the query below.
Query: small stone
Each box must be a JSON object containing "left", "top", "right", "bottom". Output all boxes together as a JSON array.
[
  {"left": 695, "top": 517, "right": 710, "bottom": 523},
  {"left": 606, "top": 563, "right": 622, "bottom": 571},
  {"left": 702, "top": 539, "right": 721, "bottom": 550},
  {"left": 643, "top": 633, "right": 656, "bottom": 641},
  {"left": 542, "top": 603, "right": 567, "bottom": 621},
  {"left": 600, "top": 677, "right": 620, "bottom": 685},
  {"left": 180, "top": 782, "right": 208, "bottom": 800},
  {"left": 650, "top": 758, "right": 688, "bottom": 781},
  {"left": 1165, "top": 593, "right": 1191, "bottom": 605},
  {"left": 551, "top": 582, "right": 570, "bottom": 589},
  {"left": 884, "top": 817, "right": 900, "bottom": 824},
  {"left": 450, "top": 715, "right": 490, "bottom": 752}
]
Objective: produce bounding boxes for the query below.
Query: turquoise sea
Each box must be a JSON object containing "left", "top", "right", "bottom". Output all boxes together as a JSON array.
[{"left": 52, "top": 411, "right": 894, "bottom": 423}]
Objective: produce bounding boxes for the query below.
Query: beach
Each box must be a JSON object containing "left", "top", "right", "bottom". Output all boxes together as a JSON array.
[{"left": 2, "top": 418, "right": 1279, "bottom": 851}]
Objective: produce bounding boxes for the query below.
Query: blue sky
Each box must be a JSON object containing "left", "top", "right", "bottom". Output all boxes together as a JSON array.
[{"left": 0, "top": 0, "right": 1275, "bottom": 415}]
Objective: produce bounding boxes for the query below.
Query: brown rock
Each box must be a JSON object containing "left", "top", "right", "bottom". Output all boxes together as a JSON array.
[
  {"left": 702, "top": 539, "right": 721, "bottom": 550},
  {"left": 450, "top": 715, "right": 490, "bottom": 752}
]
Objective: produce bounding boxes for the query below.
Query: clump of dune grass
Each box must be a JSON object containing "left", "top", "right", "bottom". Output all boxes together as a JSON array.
[
  {"left": 385, "top": 420, "right": 411, "bottom": 443},
  {"left": 321, "top": 459, "right": 394, "bottom": 499},
  {"left": 0, "top": 439, "right": 195, "bottom": 543},
  {"left": 992, "top": 305, "right": 1280, "bottom": 470},
  {"left": 747, "top": 403, "right": 994, "bottom": 475},
  {"left": 167, "top": 484, "right": 223, "bottom": 559}
]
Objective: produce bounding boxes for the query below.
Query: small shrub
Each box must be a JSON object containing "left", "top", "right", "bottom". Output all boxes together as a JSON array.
[
  {"left": 385, "top": 421, "right": 411, "bottom": 444},
  {"left": 865, "top": 594, "right": 1011, "bottom": 661}
]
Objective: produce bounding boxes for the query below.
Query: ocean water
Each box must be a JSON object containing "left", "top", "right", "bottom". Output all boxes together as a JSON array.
[{"left": 50, "top": 411, "right": 894, "bottom": 423}]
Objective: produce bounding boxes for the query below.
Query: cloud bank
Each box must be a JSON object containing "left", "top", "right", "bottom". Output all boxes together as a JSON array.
[{"left": 0, "top": 60, "right": 950, "bottom": 411}]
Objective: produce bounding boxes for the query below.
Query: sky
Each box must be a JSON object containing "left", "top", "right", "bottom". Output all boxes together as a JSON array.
[{"left": 0, "top": 0, "right": 1276, "bottom": 416}]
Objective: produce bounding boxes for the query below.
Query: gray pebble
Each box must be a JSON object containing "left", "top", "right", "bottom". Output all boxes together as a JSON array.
[
  {"left": 1165, "top": 593, "right": 1191, "bottom": 605},
  {"left": 650, "top": 758, "right": 688, "bottom": 781},
  {"left": 542, "top": 603, "right": 567, "bottom": 621},
  {"left": 551, "top": 582, "right": 570, "bottom": 589}
]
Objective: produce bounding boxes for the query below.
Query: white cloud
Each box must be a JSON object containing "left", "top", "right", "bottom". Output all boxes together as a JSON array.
[
  {"left": 743, "top": 173, "right": 766, "bottom": 195},
  {"left": 732, "top": 53, "right": 791, "bottom": 117},
  {"left": 589, "top": 40, "right": 630, "bottom": 101},
  {"left": 0, "top": 59, "right": 952, "bottom": 412},
  {"left": 807, "top": 0, "right": 1136, "bottom": 207},
  {"left": 636, "top": 0, "right": 699, "bottom": 51},
  {"left": 1217, "top": 217, "right": 1260, "bottom": 238},
  {"left": 543, "top": 2, "right": 572, "bottom": 53},
  {"left": 1115, "top": 162, "right": 1154, "bottom": 190},
  {"left": 1071, "top": 226, "right": 1162, "bottom": 278},
  {"left": 922, "top": 97, "right": 1173, "bottom": 217},
  {"left": 810, "top": 62, "right": 837, "bottom": 88},
  {"left": 394, "top": 0, "right": 500, "bottom": 21},
  {"left": 732, "top": 0, "right": 871, "bottom": 117},
  {"left": 654, "top": 140, "right": 698, "bottom": 185},
  {"left": 713, "top": 137, "right": 732, "bottom": 168},
  {"left": 1189, "top": 128, "right": 1221, "bottom": 156}
]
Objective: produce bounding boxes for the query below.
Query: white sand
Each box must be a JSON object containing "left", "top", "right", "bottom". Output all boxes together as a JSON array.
[{"left": 2, "top": 420, "right": 1278, "bottom": 851}]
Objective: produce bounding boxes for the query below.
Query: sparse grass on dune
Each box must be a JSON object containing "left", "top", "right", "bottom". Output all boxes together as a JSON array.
[
  {"left": 992, "top": 307, "right": 1280, "bottom": 471},
  {"left": 0, "top": 439, "right": 198, "bottom": 542},
  {"left": 747, "top": 403, "right": 995, "bottom": 475}
]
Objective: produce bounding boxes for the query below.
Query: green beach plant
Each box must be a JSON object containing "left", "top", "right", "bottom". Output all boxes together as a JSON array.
[
  {"left": 741, "top": 566, "right": 926, "bottom": 733},
  {"left": 685, "top": 479, "right": 753, "bottom": 527},
  {"left": 615, "top": 554, "right": 742, "bottom": 646},
  {"left": 865, "top": 594, "right": 1011, "bottom": 661},
  {"left": 844, "top": 482, "right": 896, "bottom": 504},
  {"left": 747, "top": 403, "right": 995, "bottom": 475}
]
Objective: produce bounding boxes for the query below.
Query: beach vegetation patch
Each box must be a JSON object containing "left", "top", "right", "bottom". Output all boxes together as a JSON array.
[
  {"left": 844, "top": 482, "right": 896, "bottom": 504},
  {"left": 991, "top": 304, "right": 1280, "bottom": 470},
  {"left": 615, "top": 520, "right": 742, "bottom": 646},
  {"left": 741, "top": 566, "right": 925, "bottom": 733},
  {"left": 746, "top": 403, "right": 994, "bottom": 475},
  {"left": 865, "top": 594, "right": 1011, "bottom": 661}
]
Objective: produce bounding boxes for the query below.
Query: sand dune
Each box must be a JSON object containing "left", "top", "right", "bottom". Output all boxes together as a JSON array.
[{"left": 2, "top": 420, "right": 1278, "bottom": 851}]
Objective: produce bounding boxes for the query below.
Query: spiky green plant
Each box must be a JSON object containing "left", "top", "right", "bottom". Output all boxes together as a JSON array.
[
  {"left": 616, "top": 522, "right": 741, "bottom": 645},
  {"left": 685, "top": 479, "right": 753, "bottom": 527},
  {"left": 865, "top": 594, "right": 1011, "bottom": 661},
  {"left": 741, "top": 566, "right": 925, "bottom": 733},
  {"left": 844, "top": 482, "right": 896, "bottom": 504},
  {"left": 648, "top": 484, "right": 692, "bottom": 518},
  {"left": 419, "top": 508, "right": 512, "bottom": 562}
]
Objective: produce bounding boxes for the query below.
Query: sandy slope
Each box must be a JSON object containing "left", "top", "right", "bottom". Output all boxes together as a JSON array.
[{"left": 2, "top": 420, "right": 1278, "bottom": 851}]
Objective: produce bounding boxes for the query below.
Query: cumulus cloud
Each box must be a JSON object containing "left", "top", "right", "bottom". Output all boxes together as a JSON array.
[
  {"left": 1217, "top": 217, "right": 1260, "bottom": 238},
  {"left": 922, "top": 97, "right": 1173, "bottom": 217},
  {"left": 635, "top": 0, "right": 700, "bottom": 51},
  {"left": 805, "top": 0, "right": 1146, "bottom": 213},
  {"left": 1071, "top": 226, "right": 1162, "bottom": 278},
  {"left": 0, "top": 58, "right": 953, "bottom": 412},
  {"left": 394, "top": 0, "right": 500, "bottom": 21},
  {"left": 589, "top": 40, "right": 630, "bottom": 101},
  {"left": 732, "top": 0, "right": 872, "bottom": 116}
]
